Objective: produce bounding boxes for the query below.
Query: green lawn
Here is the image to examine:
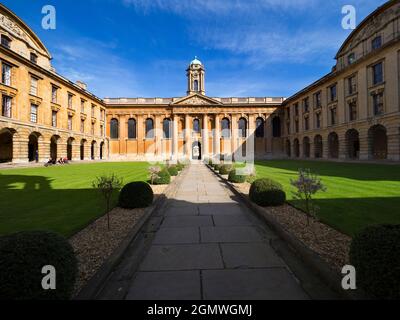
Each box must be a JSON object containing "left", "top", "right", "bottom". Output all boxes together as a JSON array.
[
  {"left": 0, "top": 162, "right": 150, "bottom": 237},
  {"left": 254, "top": 160, "right": 400, "bottom": 236}
]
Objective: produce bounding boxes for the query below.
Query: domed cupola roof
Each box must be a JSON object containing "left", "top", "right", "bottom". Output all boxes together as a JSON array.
[{"left": 190, "top": 56, "right": 202, "bottom": 66}]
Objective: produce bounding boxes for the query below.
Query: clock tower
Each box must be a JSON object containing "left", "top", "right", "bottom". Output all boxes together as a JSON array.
[{"left": 187, "top": 57, "right": 205, "bottom": 96}]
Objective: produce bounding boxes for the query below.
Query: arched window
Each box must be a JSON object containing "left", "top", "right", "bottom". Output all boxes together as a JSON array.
[
  {"left": 256, "top": 117, "right": 265, "bottom": 138},
  {"left": 163, "top": 118, "right": 172, "bottom": 139},
  {"left": 145, "top": 118, "right": 154, "bottom": 139},
  {"left": 221, "top": 118, "right": 230, "bottom": 138},
  {"left": 128, "top": 118, "right": 136, "bottom": 139},
  {"left": 272, "top": 116, "right": 281, "bottom": 137},
  {"left": 238, "top": 118, "right": 247, "bottom": 138},
  {"left": 194, "top": 80, "right": 199, "bottom": 92},
  {"left": 193, "top": 119, "right": 200, "bottom": 133},
  {"left": 1, "top": 35, "right": 11, "bottom": 49},
  {"left": 110, "top": 118, "right": 119, "bottom": 139}
]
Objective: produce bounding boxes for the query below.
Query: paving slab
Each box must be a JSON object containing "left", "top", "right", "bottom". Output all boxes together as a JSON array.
[
  {"left": 198, "top": 203, "right": 243, "bottom": 216},
  {"left": 202, "top": 269, "right": 309, "bottom": 300},
  {"left": 164, "top": 205, "right": 199, "bottom": 217},
  {"left": 213, "top": 213, "right": 254, "bottom": 226},
  {"left": 139, "top": 244, "right": 224, "bottom": 271},
  {"left": 153, "top": 227, "right": 200, "bottom": 244},
  {"left": 126, "top": 271, "right": 201, "bottom": 300},
  {"left": 162, "top": 216, "right": 213, "bottom": 228},
  {"left": 200, "top": 226, "right": 267, "bottom": 243}
]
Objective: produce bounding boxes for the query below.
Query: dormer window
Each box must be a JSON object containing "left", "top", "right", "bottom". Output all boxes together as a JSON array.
[
  {"left": 1, "top": 35, "right": 11, "bottom": 49},
  {"left": 30, "top": 53, "right": 38, "bottom": 64},
  {"left": 372, "top": 36, "right": 382, "bottom": 50},
  {"left": 348, "top": 53, "right": 356, "bottom": 65}
]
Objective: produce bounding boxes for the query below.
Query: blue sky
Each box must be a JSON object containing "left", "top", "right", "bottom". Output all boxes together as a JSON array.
[{"left": 3, "top": 0, "right": 386, "bottom": 98}]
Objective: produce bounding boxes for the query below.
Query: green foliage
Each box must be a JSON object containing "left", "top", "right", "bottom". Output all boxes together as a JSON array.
[
  {"left": 152, "top": 168, "right": 171, "bottom": 185},
  {"left": 249, "top": 178, "right": 286, "bottom": 207},
  {"left": 0, "top": 231, "right": 77, "bottom": 300},
  {"left": 349, "top": 224, "right": 400, "bottom": 299},
  {"left": 214, "top": 164, "right": 222, "bottom": 171},
  {"left": 219, "top": 164, "right": 233, "bottom": 175},
  {"left": 148, "top": 166, "right": 162, "bottom": 184},
  {"left": 228, "top": 169, "right": 247, "bottom": 183},
  {"left": 167, "top": 165, "right": 179, "bottom": 176},
  {"left": 118, "top": 181, "right": 154, "bottom": 209}
]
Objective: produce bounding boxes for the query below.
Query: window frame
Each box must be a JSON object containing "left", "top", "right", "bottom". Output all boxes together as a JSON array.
[
  {"left": 30, "top": 104, "right": 38, "bottom": 123},
  {"left": 2, "top": 95, "right": 12, "bottom": 118}
]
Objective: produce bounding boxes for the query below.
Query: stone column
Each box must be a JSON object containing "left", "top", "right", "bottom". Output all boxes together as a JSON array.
[
  {"left": 154, "top": 115, "right": 161, "bottom": 158},
  {"left": 338, "top": 137, "right": 347, "bottom": 160},
  {"left": 58, "top": 141, "right": 68, "bottom": 159},
  {"left": 387, "top": 127, "right": 400, "bottom": 161},
  {"left": 12, "top": 137, "right": 29, "bottom": 163},
  {"left": 202, "top": 114, "right": 209, "bottom": 159},
  {"left": 137, "top": 115, "right": 144, "bottom": 157},
  {"left": 231, "top": 114, "right": 237, "bottom": 161},
  {"left": 39, "top": 140, "right": 50, "bottom": 162},
  {"left": 358, "top": 129, "right": 369, "bottom": 160},
  {"left": 247, "top": 114, "right": 256, "bottom": 163},
  {"left": 185, "top": 114, "right": 191, "bottom": 159},
  {"left": 172, "top": 114, "right": 179, "bottom": 161},
  {"left": 72, "top": 141, "right": 80, "bottom": 161},
  {"left": 214, "top": 114, "right": 220, "bottom": 162},
  {"left": 310, "top": 141, "right": 315, "bottom": 159}
]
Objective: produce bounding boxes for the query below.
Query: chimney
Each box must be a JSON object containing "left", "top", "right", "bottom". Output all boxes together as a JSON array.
[{"left": 76, "top": 80, "right": 87, "bottom": 90}]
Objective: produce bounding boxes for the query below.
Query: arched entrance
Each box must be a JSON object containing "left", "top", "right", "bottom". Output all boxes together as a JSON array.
[
  {"left": 91, "top": 141, "right": 97, "bottom": 160},
  {"left": 80, "top": 139, "right": 86, "bottom": 160},
  {"left": 67, "top": 138, "right": 74, "bottom": 161},
  {"left": 303, "top": 137, "right": 310, "bottom": 158},
  {"left": 314, "top": 135, "right": 323, "bottom": 158},
  {"left": 345, "top": 129, "right": 360, "bottom": 159},
  {"left": 50, "top": 135, "right": 59, "bottom": 161},
  {"left": 28, "top": 133, "right": 40, "bottom": 162},
  {"left": 0, "top": 129, "right": 14, "bottom": 163},
  {"left": 328, "top": 132, "right": 339, "bottom": 159},
  {"left": 100, "top": 142, "right": 104, "bottom": 160},
  {"left": 192, "top": 141, "right": 201, "bottom": 160},
  {"left": 368, "top": 125, "right": 387, "bottom": 160},
  {"left": 293, "top": 139, "right": 300, "bottom": 158}
]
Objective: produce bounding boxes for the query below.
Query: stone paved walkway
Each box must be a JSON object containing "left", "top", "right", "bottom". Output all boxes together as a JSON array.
[{"left": 125, "top": 164, "right": 309, "bottom": 300}]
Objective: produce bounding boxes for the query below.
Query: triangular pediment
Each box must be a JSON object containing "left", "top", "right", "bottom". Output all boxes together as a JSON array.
[{"left": 171, "top": 93, "right": 223, "bottom": 106}]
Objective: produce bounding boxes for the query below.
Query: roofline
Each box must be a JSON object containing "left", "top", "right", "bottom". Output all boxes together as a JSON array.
[
  {"left": 0, "top": 3, "right": 52, "bottom": 59},
  {"left": 335, "top": 0, "right": 397, "bottom": 59}
]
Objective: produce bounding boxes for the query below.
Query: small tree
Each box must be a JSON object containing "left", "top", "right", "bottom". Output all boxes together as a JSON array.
[
  {"left": 290, "top": 169, "right": 326, "bottom": 226},
  {"left": 148, "top": 166, "right": 161, "bottom": 184},
  {"left": 92, "top": 174, "right": 123, "bottom": 230}
]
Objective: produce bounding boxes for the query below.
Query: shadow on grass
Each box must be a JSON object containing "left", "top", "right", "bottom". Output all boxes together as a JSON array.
[
  {"left": 255, "top": 160, "right": 400, "bottom": 181},
  {"left": 0, "top": 174, "right": 119, "bottom": 238}
]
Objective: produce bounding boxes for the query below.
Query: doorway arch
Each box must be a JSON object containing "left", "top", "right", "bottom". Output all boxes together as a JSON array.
[
  {"left": 50, "top": 135, "right": 59, "bottom": 161},
  {"left": 28, "top": 133, "right": 40, "bottom": 162},
  {"left": 192, "top": 141, "right": 201, "bottom": 160},
  {"left": 0, "top": 128, "right": 14, "bottom": 163}
]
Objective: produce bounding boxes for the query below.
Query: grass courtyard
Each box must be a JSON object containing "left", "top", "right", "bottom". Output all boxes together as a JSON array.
[
  {"left": 254, "top": 160, "right": 400, "bottom": 236},
  {"left": 0, "top": 162, "right": 149, "bottom": 237}
]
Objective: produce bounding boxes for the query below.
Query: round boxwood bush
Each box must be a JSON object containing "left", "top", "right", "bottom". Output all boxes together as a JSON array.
[
  {"left": 0, "top": 231, "right": 77, "bottom": 300},
  {"left": 228, "top": 169, "right": 247, "bottom": 183},
  {"left": 249, "top": 178, "right": 286, "bottom": 207},
  {"left": 214, "top": 164, "right": 222, "bottom": 171},
  {"left": 167, "top": 165, "right": 179, "bottom": 176},
  {"left": 119, "top": 181, "right": 154, "bottom": 208},
  {"left": 153, "top": 168, "right": 171, "bottom": 185},
  {"left": 219, "top": 164, "right": 233, "bottom": 175},
  {"left": 349, "top": 224, "right": 400, "bottom": 299}
]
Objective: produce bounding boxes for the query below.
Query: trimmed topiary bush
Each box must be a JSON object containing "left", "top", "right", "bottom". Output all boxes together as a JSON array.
[
  {"left": 249, "top": 178, "right": 286, "bottom": 207},
  {"left": 219, "top": 164, "right": 233, "bottom": 175},
  {"left": 153, "top": 168, "right": 171, "bottom": 185},
  {"left": 119, "top": 181, "right": 154, "bottom": 209},
  {"left": 0, "top": 231, "right": 77, "bottom": 300},
  {"left": 214, "top": 164, "right": 222, "bottom": 172},
  {"left": 228, "top": 169, "right": 247, "bottom": 183},
  {"left": 167, "top": 165, "right": 179, "bottom": 176},
  {"left": 349, "top": 224, "right": 400, "bottom": 299}
]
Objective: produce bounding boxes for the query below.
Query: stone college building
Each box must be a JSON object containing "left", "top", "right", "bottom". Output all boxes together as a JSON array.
[{"left": 1, "top": 1, "right": 400, "bottom": 163}]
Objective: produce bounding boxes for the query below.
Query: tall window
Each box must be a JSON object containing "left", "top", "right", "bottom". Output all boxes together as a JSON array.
[
  {"left": 329, "top": 84, "right": 337, "bottom": 102},
  {"left": 194, "top": 80, "right": 199, "bottom": 92},
  {"left": 52, "top": 111, "right": 57, "bottom": 127},
  {"left": 348, "top": 76, "right": 357, "bottom": 95},
  {"left": 91, "top": 123, "right": 95, "bottom": 135},
  {"left": 110, "top": 118, "right": 119, "bottom": 139},
  {"left": 373, "top": 93, "right": 384, "bottom": 115},
  {"left": 91, "top": 105, "right": 95, "bottom": 117},
  {"left": 81, "top": 99, "right": 85, "bottom": 113},
  {"left": 372, "top": 36, "right": 382, "bottom": 50},
  {"left": 30, "top": 104, "right": 38, "bottom": 123},
  {"left": 295, "top": 120, "right": 299, "bottom": 133},
  {"left": 100, "top": 125, "right": 104, "bottom": 136},
  {"left": 193, "top": 119, "right": 200, "bottom": 133},
  {"left": 2, "top": 96, "right": 12, "bottom": 118},
  {"left": 30, "top": 77, "right": 38, "bottom": 96},
  {"left": 349, "top": 101, "right": 357, "bottom": 121},
  {"left": 272, "top": 117, "right": 281, "bottom": 137},
  {"left": 30, "top": 53, "right": 38, "bottom": 64},
  {"left": 145, "top": 118, "right": 154, "bottom": 139},
  {"left": 1, "top": 63, "right": 11, "bottom": 86},
  {"left": 304, "top": 117, "right": 309, "bottom": 131},
  {"left": 68, "top": 116, "right": 72, "bottom": 130},
  {"left": 221, "top": 118, "right": 230, "bottom": 138},
  {"left": 316, "top": 113, "right": 321, "bottom": 129},
  {"left": 330, "top": 107, "right": 337, "bottom": 125},
  {"left": 81, "top": 119, "right": 85, "bottom": 133},
  {"left": 1, "top": 35, "right": 11, "bottom": 48},
  {"left": 303, "top": 97, "right": 309, "bottom": 112},
  {"left": 348, "top": 52, "right": 355, "bottom": 65},
  {"left": 294, "top": 103, "right": 299, "bottom": 116},
  {"left": 372, "top": 62, "right": 383, "bottom": 85},
  {"left": 128, "top": 118, "right": 137, "bottom": 139},
  {"left": 238, "top": 118, "right": 247, "bottom": 138},
  {"left": 51, "top": 86, "right": 58, "bottom": 103},
  {"left": 163, "top": 118, "right": 172, "bottom": 138},
  {"left": 314, "top": 91, "right": 322, "bottom": 108},
  {"left": 68, "top": 93, "right": 73, "bottom": 109},
  {"left": 255, "top": 117, "right": 264, "bottom": 138}
]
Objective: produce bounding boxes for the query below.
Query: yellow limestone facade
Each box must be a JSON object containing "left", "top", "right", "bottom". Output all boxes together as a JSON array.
[{"left": 1, "top": 1, "right": 400, "bottom": 164}]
